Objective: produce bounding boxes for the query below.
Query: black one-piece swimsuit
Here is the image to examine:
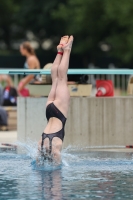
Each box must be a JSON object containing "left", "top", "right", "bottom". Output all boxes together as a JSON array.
[{"left": 41, "top": 103, "right": 66, "bottom": 154}]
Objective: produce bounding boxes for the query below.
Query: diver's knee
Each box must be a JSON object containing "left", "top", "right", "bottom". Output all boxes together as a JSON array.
[{"left": 58, "top": 66, "right": 66, "bottom": 79}]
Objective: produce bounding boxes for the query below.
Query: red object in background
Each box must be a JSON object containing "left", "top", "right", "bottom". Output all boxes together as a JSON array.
[
  {"left": 18, "top": 82, "right": 30, "bottom": 97},
  {"left": 20, "top": 88, "right": 30, "bottom": 97},
  {"left": 126, "top": 145, "right": 133, "bottom": 148},
  {"left": 96, "top": 80, "right": 114, "bottom": 97}
]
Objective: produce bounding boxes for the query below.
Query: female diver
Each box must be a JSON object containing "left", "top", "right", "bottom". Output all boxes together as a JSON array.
[{"left": 38, "top": 35, "right": 74, "bottom": 164}]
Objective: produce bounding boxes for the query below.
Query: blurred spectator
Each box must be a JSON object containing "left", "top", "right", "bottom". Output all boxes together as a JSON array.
[
  {"left": 0, "top": 84, "right": 3, "bottom": 105},
  {"left": 0, "top": 107, "right": 8, "bottom": 130},
  {"left": 0, "top": 83, "right": 8, "bottom": 131},
  {"left": 41, "top": 63, "right": 52, "bottom": 84},
  {"left": 3, "top": 86, "right": 17, "bottom": 106},
  {"left": 18, "top": 41, "right": 41, "bottom": 96},
  {"left": 0, "top": 75, "right": 13, "bottom": 87},
  {"left": 0, "top": 75, "right": 17, "bottom": 106}
]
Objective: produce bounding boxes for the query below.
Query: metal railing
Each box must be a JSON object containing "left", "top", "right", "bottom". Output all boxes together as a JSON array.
[
  {"left": 0, "top": 69, "right": 132, "bottom": 96},
  {"left": 0, "top": 68, "right": 133, "bottom": 74}
]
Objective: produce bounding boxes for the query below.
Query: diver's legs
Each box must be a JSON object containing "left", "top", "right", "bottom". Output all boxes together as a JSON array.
[
  {"left": 53, "top": 36, "right": 74, "bottom": 117},
  {"left": 46, "top": 36, "right": 69, "bottom": 106}
]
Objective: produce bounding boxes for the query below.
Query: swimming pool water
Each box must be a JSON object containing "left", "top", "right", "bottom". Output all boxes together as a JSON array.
[{"left": 0, "top": 147, "right": 133, "bottom": 200}]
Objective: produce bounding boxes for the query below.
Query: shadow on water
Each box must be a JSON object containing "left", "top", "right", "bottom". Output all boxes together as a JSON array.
[{"left": 36, "top": 170, "right": 65, "bottom": 200}]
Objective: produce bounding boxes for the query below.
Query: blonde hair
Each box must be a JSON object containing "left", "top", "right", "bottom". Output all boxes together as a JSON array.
[{"left": 21, "top": 42, "right": 35, "bottom": 55}]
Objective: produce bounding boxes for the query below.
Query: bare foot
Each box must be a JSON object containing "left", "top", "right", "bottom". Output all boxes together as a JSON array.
[
  {"left": 62, "top": 35, "right": 74, "bottom": 51},
  {"left": 57, "top": 35, "right": 69, "bottom": 52}
]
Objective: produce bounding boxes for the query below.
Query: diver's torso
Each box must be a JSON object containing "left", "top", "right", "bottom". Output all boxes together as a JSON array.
[{"left": 44, "top": 117, "right": 63, "bottom": 134}]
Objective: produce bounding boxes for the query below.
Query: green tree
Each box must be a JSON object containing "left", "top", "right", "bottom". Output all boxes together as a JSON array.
[
  {"left": 1, "top": 0, "right": 133, "bottom": 65},
  {"left": 0, "top": 0, "right": 65, "bottom": 51},
  {"left": 104, "top": 0, "right": 133, "bottom": 63},
  {"left": 0, "top": 0, "right": 21, "bottom": 50},
  {"left": 53, "top": 0, "right": 133, "bottom": 64},
  {"left": 16, "top": 0, "right": 67, "bottom": 42}
]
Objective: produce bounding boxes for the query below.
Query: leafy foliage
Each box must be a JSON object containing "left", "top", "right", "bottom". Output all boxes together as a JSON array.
[
  {"left": 53, "top": 0, "right": 133, "bottom": 63},
  {"left": 1, "top": 0, "right": 133, "bottom": 64}
]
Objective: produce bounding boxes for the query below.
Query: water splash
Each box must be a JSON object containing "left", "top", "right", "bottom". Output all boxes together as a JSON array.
[
  {"left": 17, "top": 140, "right": 62, "bottom": 171},
  {"left": 17, "top": 139, "right": 38, "bottom": 159},
  {"left": 3, "top": 140, "right": 133, "bottom": 172}
]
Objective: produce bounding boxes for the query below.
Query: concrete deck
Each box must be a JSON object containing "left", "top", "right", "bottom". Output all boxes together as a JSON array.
[
  {"left": 85, "top": 148, "right": 133, "bottom": 152},
  {"left": 0, "top": 131, "right": 17, "bottom": 148}
]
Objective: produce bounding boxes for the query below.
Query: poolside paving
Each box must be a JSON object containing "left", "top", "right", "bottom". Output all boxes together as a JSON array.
[
  {"left": 0, "top": 130, "right": 17, "bottom": 148},
  {"left": 87, "top": 148, "right": 133, "bottom": 153}
]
